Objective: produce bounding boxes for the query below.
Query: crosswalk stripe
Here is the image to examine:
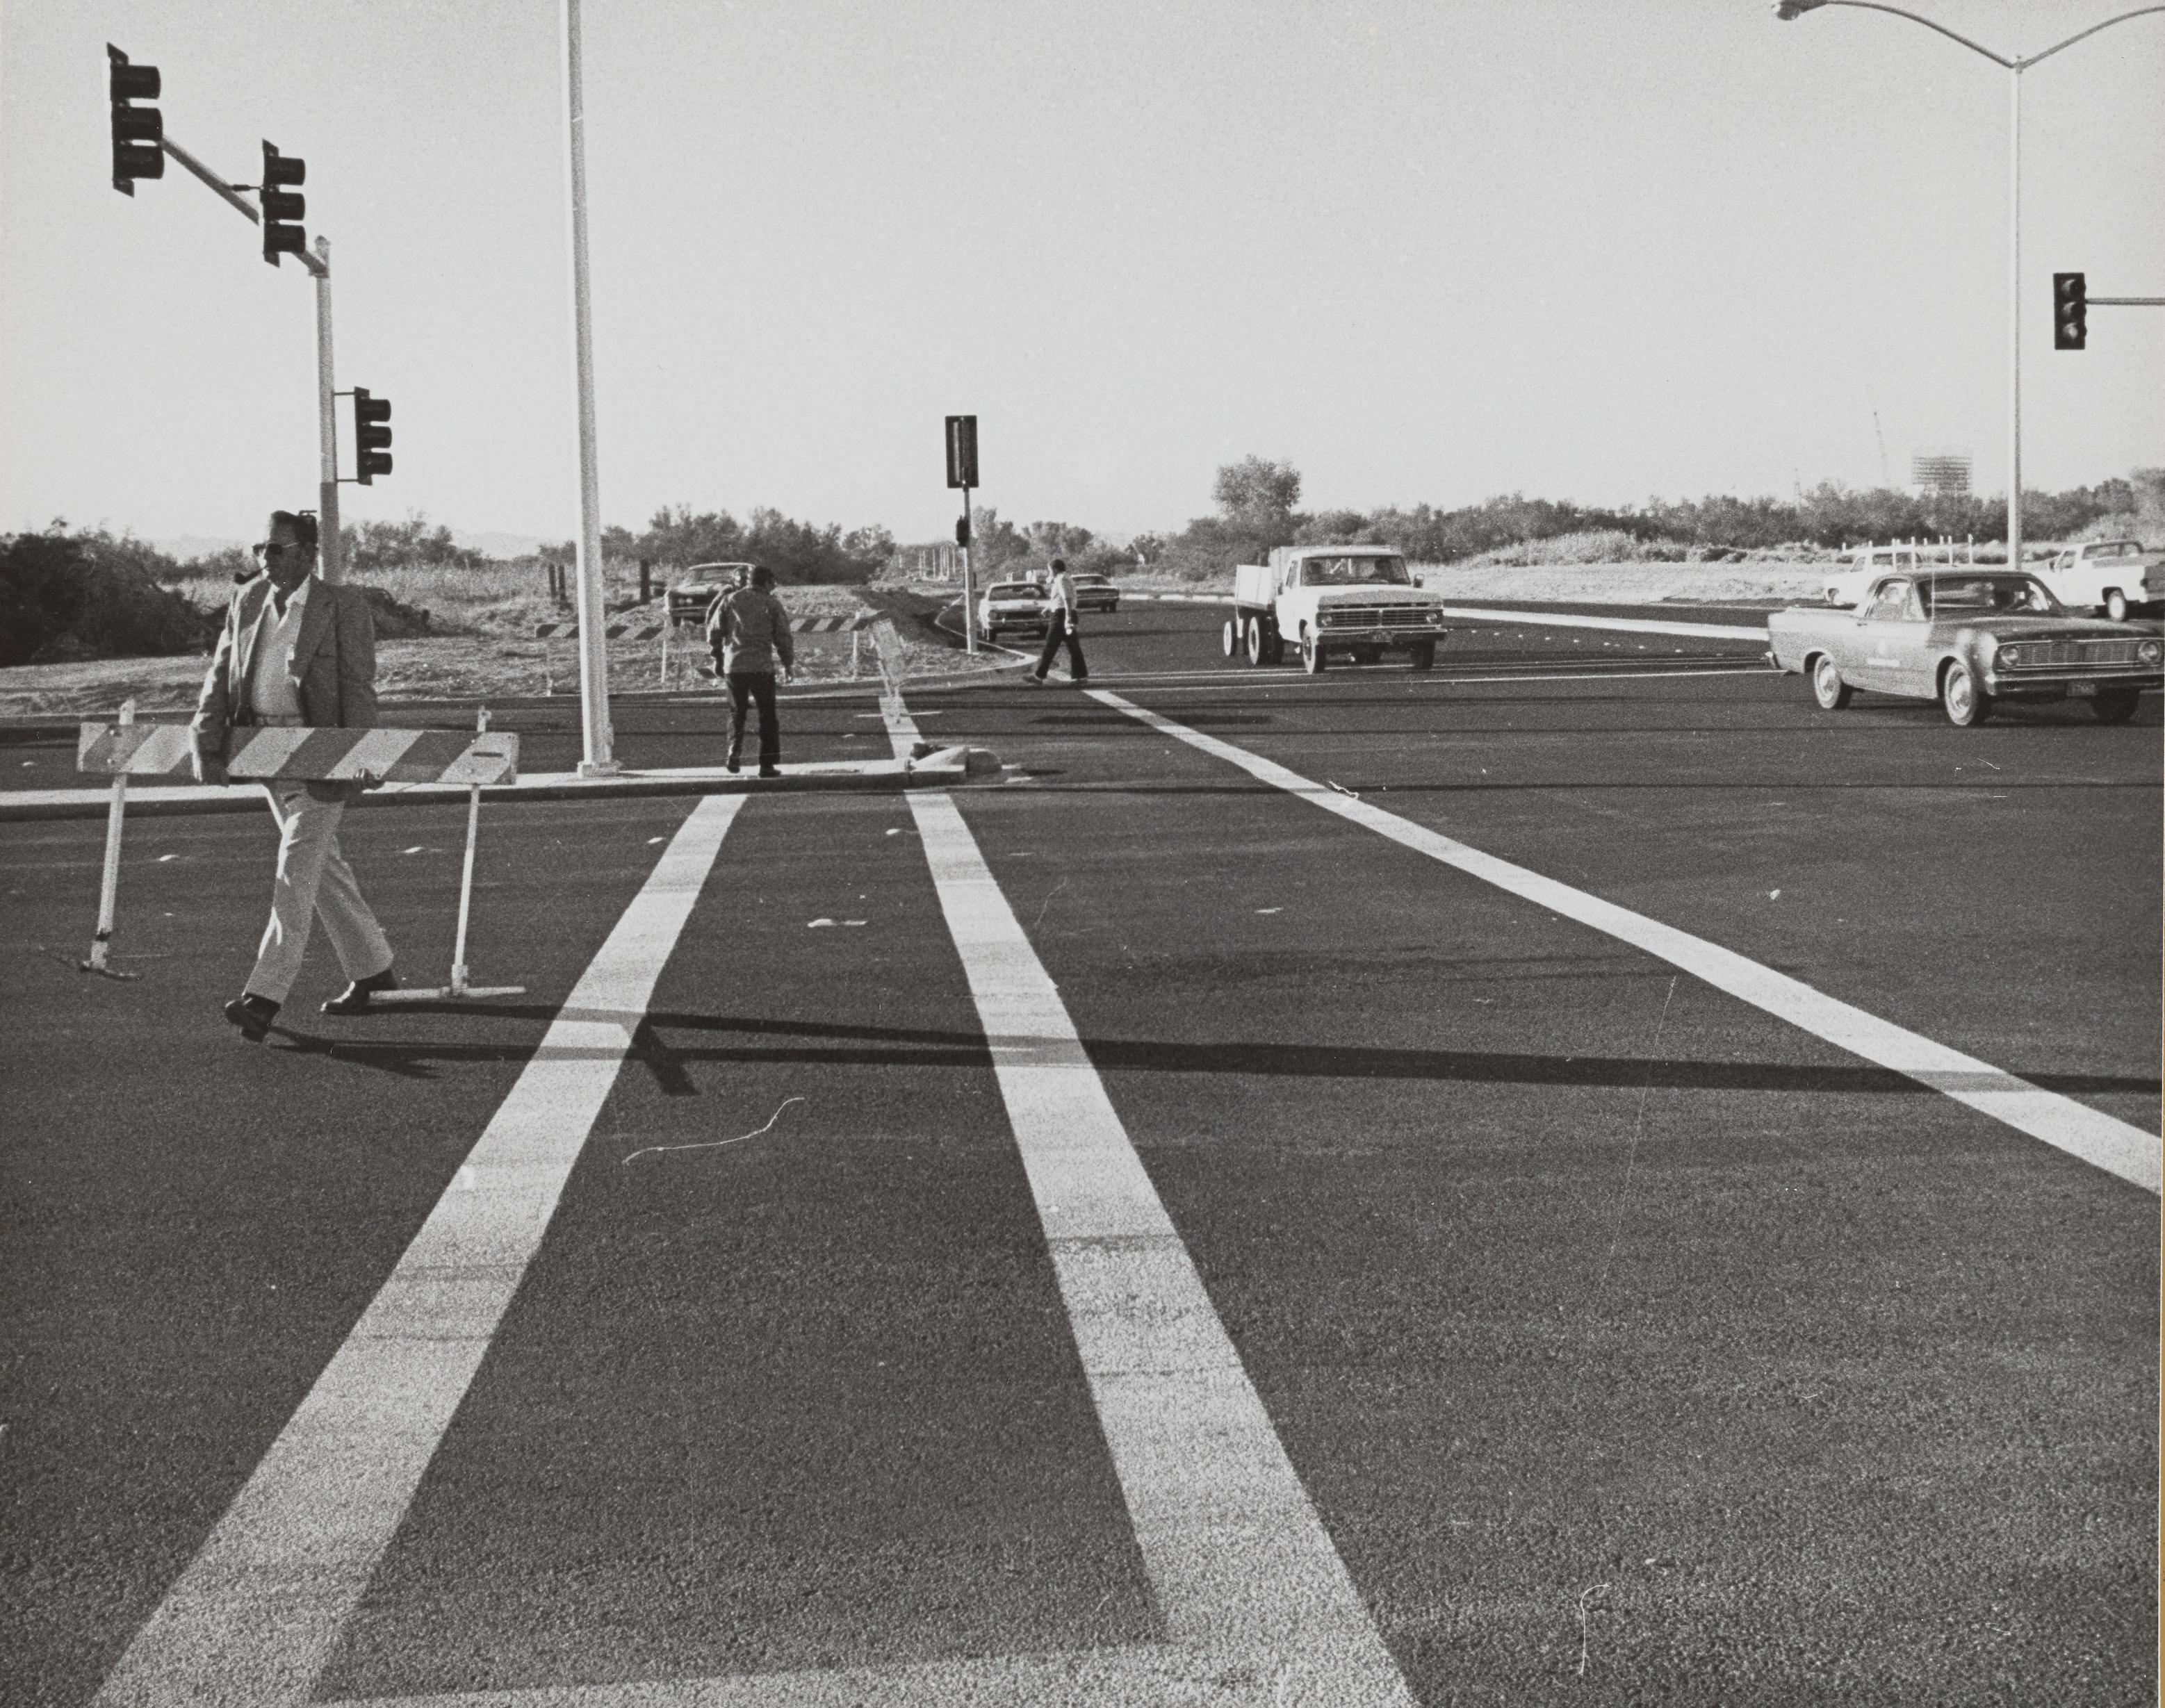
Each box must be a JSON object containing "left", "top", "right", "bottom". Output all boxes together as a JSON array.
[
  {"left": 1090, "top": 688, "right": 2162, "bottom": 1195},
  {"left": 90, "top": 796, "right": 747, "bottom": 1708},
  {"left": 886, "top": 699, "right": 1416, "bottom": 1704}
]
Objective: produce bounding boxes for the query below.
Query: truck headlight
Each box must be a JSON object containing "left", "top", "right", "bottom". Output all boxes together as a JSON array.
[
  {"left": 2139, "top": 640, "right": 2162, "bottom": 666},
  {"left": 1997, "top": 644, "right": 2022, "bottom": 667},
  {"left": 1424, "top": 609, "right": 1444, "bottom": 625}
]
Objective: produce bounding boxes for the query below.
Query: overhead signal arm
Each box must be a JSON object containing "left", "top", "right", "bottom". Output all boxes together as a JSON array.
[{"left": 145, "top": 126, "right": 328, "bottom": 279}]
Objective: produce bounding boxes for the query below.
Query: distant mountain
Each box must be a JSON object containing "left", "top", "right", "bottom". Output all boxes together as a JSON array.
[{"left": 154, "top": 536, "right": 247, "bottom": 562}]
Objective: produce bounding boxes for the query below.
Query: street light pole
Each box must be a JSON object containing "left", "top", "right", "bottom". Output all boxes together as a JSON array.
[
  {"left": 1774, "top": 1, "right": 2165, "bottom": 570},
  {"left": 561, "top": 0, "right": 618, "bottom": 775}
]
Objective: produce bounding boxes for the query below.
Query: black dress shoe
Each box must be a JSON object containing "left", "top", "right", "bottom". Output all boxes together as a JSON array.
[
  {"left": 224, "top": 994, "right": 279, "bottom": 1040},
  {"left": 758, "top": 764, "right": 782, "bottom": 778},
  {"left": 322, "top": 966, "right": 399, "bottom": 1015}
]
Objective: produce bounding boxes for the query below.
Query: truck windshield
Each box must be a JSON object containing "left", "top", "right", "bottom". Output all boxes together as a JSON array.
[{"left": 1298, "top": 556, "right": 1410, "bottom": 586}]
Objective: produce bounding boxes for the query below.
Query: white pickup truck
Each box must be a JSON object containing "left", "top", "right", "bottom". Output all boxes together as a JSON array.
[
  {"left": 1222, "top": 544, "right": 1449, "bottom": 671},
  {"left": 2034, "top": 541, "right": 2162, "bottom": 622}
]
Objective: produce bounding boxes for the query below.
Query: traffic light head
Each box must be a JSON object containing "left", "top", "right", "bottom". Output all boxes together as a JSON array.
[
  {"left": 954, "top": 514, "right": 971, "bottom": 548},
  {"left": 2053, "top": 272, "right": 2087, "bottom": 350},
  {"left": 352, "top": 388, "right": 393, "bottom": 484},
  {"left": 261, "top": 142, "right": 307, "bottom": 265},
  {"left": 107, "top": 45, "right": 163, "bottom": 195}
]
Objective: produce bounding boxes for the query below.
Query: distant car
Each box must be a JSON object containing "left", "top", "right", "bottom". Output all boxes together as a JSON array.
[
  {"left": 1820, "top": 543, "right": 1971, "bottom": 607},
  {"left": 1767, "top": 568, "right": 2162, "bottom": 725},
  {"left": 977, "top": 580, "right": 1050, "bottom": 639},
  {"left": 1068, "top": 572, "right": 1120, "bottom": 613},
  {"left": 667, "top": 561, "right": 758, "bottom": 626},
  {"left": 2036, "top": 539, "right": 2163, "bottom": 622}
]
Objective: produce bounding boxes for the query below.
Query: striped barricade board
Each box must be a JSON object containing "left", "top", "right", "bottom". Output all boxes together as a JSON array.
[
  {"left": 78, "top": 723, "right": 520, "bottom": 785},
  {"left": 534, "top": 621, "right": 668, "bottom": 641},
  {"left": 537, "top": 614, "right": 875, "bottom": 638}
]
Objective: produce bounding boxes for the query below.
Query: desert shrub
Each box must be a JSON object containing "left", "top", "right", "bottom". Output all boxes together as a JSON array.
[{"left": 0, "top": 527, "right": 214, "bottom": 664}]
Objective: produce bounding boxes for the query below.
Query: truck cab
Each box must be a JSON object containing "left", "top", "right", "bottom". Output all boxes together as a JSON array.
[{"left": 1226, "top": 544, "right": 1449, "bottom": 671}]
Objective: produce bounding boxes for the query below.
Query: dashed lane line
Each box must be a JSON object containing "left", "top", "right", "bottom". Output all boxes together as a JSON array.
[
  {"left": 91, "top": 794, "right": 750, "bottom": 1708},
  {"left": 1088, "top": 687, "right": 2162, "bottom": 1196}
]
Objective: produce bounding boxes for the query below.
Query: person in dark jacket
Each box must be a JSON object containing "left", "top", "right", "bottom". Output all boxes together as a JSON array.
[
  {"left": 190, "top": 510, "right": 398, "bottom": 1039},
  {"left": 705, "top": 564, "right": 794, "bottom": 775}
]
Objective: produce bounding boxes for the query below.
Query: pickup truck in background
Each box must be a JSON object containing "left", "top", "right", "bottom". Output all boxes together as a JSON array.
[
  {"left": 2033, "top": 540, "right": 2162, "bottom": 622},
  {"left": 1223, "top": 544, "right": 1449, "bottom": 671}
]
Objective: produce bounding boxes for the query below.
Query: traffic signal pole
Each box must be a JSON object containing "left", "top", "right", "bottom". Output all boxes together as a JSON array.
[
  {"left": 314, "top": 238, "right": 343, "bottom": 584},
  {"left": 154, "top": 134, "right": 343, "bottom": 582}
]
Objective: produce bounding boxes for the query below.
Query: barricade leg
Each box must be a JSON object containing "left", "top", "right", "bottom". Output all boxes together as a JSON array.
[
  {"left": 374, "top": 709, "right": 524, "bottom": 1003},
  {"left": 82, "top": 698, "right": 140, "bottom": 979}
]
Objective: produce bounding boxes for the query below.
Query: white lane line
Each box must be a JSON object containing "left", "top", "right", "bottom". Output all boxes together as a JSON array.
[
  {"left": 888, "top": 693, "right": 1412, "bottom": 1702},
  {"left": 995, "top": 664, "right": 1771, "bottom": 692},
  {"left": 1430, "top": 604, "right": 1769, "bottom": 641},
  {"left": 1088, "top": 688, "right": 2162, "bottom": 1196},
  {"left": 92, "top": 795, "right": 749, "bottom": 1708},
  {"left": 904, "top": 788, "right": 1412, "bottom": 1702}
]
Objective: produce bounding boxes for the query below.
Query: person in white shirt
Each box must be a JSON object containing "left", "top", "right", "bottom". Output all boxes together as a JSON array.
[
  {"left": 1029, "top": 557, "right": 1089, "bottom": 684},
  {"left": 190, "top": 510, "right": 398, "bottom": 1040}
]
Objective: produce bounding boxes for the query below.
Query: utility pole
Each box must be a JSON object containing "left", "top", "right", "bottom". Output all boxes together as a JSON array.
[{"left": 562, "top": 0, "right": 617, "bottom": 774}]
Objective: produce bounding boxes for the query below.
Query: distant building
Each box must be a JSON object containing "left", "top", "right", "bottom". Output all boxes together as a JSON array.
[{"left": 1910, "top": 450, "right": 1972, "bottom": 497}]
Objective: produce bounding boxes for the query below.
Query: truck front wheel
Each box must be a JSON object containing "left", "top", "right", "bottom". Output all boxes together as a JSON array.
[
  {"left": 2106, "top": 589, "right": 2130, "bottom": 623},
  {"left": 1408, "top": 640, "right": 1436, "bottom": 671},
  {"left": 1301, "top": 632, "right": 1327, "bottom": 673}
]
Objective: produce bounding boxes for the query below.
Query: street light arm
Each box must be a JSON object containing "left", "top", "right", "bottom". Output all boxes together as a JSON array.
[
  {"left": 2021, "top": 4, "right": 2165, "bottom": 68},
  {"left": 1779, "top": 0, "right": 2013, "bottom": 66}
]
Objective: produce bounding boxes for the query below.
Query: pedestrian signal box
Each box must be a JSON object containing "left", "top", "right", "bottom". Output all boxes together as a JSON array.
[{"left": 945, "top": 415, "right": 978, "bottom": 489}]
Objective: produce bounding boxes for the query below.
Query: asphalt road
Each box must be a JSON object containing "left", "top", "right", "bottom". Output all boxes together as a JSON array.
[{"left": 3, "top": 600, "right": 2157, "bottom": 1707}]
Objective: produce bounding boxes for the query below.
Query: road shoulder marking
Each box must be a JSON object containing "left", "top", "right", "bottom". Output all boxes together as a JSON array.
[
  {"left": 1088, "top": 687, "right": 2161, "bottom": 1196},
  {"left": 92, "top": 795, "right": 749, "bottom": 1708}
]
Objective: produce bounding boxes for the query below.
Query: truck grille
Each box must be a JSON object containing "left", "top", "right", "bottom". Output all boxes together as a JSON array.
[{"left": 1317, "top": 605, "right": 1438, "bottom": 630}]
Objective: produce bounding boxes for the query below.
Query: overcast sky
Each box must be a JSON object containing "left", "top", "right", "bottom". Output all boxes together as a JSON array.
[{"left": 2, "top": 0, "right": 2159, "bottom": 547}]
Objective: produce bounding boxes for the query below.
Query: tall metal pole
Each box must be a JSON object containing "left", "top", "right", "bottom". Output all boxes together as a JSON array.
[
  {"left": 2005, "top": 67, "right": 2022, "bottom": 571},
  {"left": 562, "top": 0, "right": 617, "bottom": 774},
  {"left": 960, "top": 487, "right": 976, "bottom": 652},
  {"left": 314, "top": 236, "right": 343, "bottom": 584}
]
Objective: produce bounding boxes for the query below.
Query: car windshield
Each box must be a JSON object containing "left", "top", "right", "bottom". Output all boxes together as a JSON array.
[
  {"left": 1072, "top": 575, "right": 1109, "bottom": 586},
  {"left": 988, "top": 584, "right": 1038, "bottom": 599},
  {"left": 1296, "top": 555, "right": 1411, "bottom": 586},
  {"left": 1923, "top": 575, "right": 2061, "bottom": 617}
]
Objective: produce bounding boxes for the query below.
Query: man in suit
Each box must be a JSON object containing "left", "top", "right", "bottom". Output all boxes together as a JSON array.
[{"left": 191, "top": 510, "right": 398, "bottom": 1040}]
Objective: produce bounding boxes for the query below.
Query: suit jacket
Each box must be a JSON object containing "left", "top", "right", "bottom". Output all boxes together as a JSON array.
[{"left": 192, "top": 576, "right": 379, "bottom": 796}]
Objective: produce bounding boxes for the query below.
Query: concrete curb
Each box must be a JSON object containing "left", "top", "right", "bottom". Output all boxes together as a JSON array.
[{"left": 0, "top": 755, "right": 990, "bottom": 823}]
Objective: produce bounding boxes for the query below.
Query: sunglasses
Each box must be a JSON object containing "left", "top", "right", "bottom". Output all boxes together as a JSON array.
[{"left": 251, "top": 540, "right": 307, "bottom": 559}]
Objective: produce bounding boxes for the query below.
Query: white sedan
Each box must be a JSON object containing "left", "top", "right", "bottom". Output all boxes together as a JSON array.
[{"left": 977, "top": 580, "right": 1050, "bottom": 639}]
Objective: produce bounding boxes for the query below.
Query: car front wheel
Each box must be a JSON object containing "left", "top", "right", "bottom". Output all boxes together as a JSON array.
[
  {"left": 1942, "top": 659, "right": 1993, "bottom": 725},
  {"left": 1811, "top": 654, "right": 1853, "bottom": 710},
  {"left": 2093, "top": 685, "right": 2141, "bottom": 723}
]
